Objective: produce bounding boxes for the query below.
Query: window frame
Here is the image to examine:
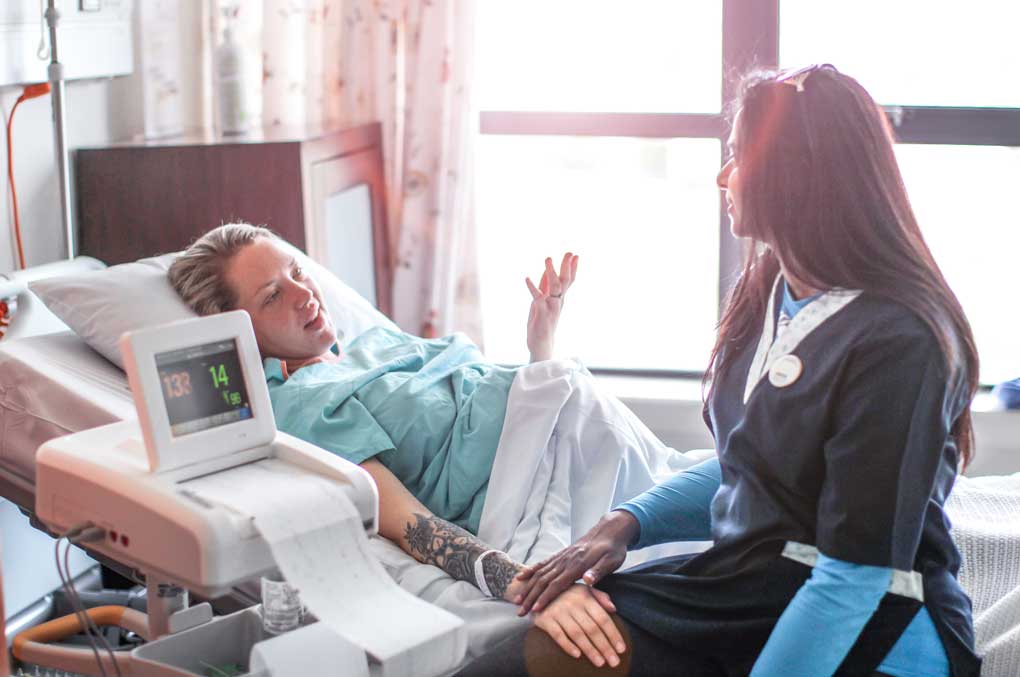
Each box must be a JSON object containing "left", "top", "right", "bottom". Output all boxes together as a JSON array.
[{"left": 477, "top": 0, "right": 1020, "bottom": 382}]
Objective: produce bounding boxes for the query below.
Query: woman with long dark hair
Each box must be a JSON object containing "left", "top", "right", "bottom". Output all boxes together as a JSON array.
[{"left": 462, "top": 65, "right": 982, "bottom": 676}]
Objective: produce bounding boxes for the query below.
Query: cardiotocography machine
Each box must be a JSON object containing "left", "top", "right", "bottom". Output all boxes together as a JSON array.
[{"left": 21, "top": 310, "right": 466, "bottom": 676}]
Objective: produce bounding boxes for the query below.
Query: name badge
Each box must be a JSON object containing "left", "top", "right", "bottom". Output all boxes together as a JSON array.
[{"left": 769, "top": 355, "right": 803, "bottom": 388}]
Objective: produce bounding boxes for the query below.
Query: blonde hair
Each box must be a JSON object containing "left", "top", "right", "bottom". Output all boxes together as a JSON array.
[{"left": 168, "top": 223, "right": 279, "bottom": 316}]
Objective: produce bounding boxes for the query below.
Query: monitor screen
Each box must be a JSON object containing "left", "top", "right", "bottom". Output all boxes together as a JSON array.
[{"left": 155, "top": 339, "right": 253, "bottom": 437}]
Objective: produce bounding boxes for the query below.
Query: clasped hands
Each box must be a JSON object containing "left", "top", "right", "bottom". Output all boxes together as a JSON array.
[{"left": 510, "top": 510, "right": 641, "bottom": 668}]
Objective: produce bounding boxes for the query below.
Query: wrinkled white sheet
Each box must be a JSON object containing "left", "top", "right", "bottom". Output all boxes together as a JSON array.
[{"left": 479, "top": 358, "right": 710, "bottom": 566}]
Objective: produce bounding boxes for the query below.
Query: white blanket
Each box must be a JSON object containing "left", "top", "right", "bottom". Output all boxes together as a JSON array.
[
  {"left": 947, "top": 472, "right": 1020, "bottom": 676},
  {"left": 478, "top": 359, "right": 708, "bottom": 565}
]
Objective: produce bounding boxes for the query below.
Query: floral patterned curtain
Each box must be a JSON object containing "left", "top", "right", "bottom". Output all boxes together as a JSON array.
[
  {"left": 139, "top": 1, "right": 482, "bottom": 341},
  {"left": 207, "top": 0, "right": 344, "bottom": 129},
  {"left": 330, "top": 1, "right": 480, "bottom": 341},
  {"left": 202, "top": 0, "right": 482, "bottom": 341}
]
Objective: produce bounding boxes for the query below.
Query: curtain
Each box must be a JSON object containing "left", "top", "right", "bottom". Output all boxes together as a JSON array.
[
  {"left": 140, "top": 0, "right": 482, "bottom": 341},
  {"left": 329, "top": 0, "right": 481, "bottom": 341}
]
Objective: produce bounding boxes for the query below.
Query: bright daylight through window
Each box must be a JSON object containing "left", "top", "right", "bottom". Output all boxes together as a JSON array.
[
  {"left": 475, "top": 0, "right": 1019, "bottom": 383},
  {"left": 475, "top": 1, "right": 723, "bottom": 373},
  {"left": 781, "top": 0, "right": 1020, "bottom": 383}
]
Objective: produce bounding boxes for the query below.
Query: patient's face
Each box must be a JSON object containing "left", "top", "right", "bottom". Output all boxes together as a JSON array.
[{"left": 225, "top": 238, "right": 337, "bottom": 361}]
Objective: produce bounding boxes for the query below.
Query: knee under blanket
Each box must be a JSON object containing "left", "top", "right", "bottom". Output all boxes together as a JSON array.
[{"left": 478, "top": 359, "right": 709, "bottom": 566}]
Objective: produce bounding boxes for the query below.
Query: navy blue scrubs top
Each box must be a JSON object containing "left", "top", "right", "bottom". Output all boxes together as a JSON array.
[{"left": 694, "top": 281, "right": 980, "bottom": 675}]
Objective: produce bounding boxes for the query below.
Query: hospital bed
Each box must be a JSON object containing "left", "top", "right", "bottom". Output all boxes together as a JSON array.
[
  {"left": 0, "top": 331, "right": 133, "bottom": 514},
  {"left": 0, "top": 314, "right": 699, "bottom": 671},
  {"left": 0, "top": 257, "right": 540, "bottom": 674},
  {"left": 3, "top": 256, "right": 1020, "bottom": 675}
]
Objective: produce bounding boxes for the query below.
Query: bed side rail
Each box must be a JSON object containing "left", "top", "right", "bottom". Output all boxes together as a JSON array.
[{"left": 0, "top": 256, "right": 106, "bottom": 340}]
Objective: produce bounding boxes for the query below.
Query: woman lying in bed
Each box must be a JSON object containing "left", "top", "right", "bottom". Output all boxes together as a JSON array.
[{"left": 168, "top": 223, "right": 630, "bottom": 668}]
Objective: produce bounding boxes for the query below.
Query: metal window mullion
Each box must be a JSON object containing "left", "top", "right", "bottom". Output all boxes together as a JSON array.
[
  {"left": 588, "top": 367, "right": 707, "bottom": 380},
  {"left": 479, "top": 111, "right": 725, "bottom": 138},
  {"left": 886, "top": 106, "right": 1020, "bottom": 146}
]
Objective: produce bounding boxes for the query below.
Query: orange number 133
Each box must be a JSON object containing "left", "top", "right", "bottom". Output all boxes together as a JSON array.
[{"left": 161, "top": 371, "right": 192, "bottom": 399}]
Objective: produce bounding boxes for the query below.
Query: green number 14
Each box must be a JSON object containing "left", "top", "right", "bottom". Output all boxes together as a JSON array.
[{"left": 209, "top": 364, "right": 229, "bottom": 388}]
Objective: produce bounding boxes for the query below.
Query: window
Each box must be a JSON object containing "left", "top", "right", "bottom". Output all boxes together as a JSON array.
[
  {"left": 475, "top": 1, "right": 722, "bottom": 114},
  {"left": 780, "top": 0, "right": 1020, "bottom": 108},
  {"left": 476, "top": 0, "right": 1020, "bottom": 383},
  {"left": 477, "top": 136, "right": 720, "bottom": 371},
  {"left": 780, "top": 1, "right": 1020, "bottom": 384},
  {"left": 475, "top": 0, "right": 730, "bottom": 375},
  {"left": 894, "top": 145, "right": 1020, "bottom": 384}
]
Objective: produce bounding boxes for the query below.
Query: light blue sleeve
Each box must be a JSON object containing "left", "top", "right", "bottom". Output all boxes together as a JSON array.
[
  {"left": 749, "top": 553, "right": 892, "bottom": 677},
  {"left": 614, "top": 457, "right": 721, "bottom": 550},
  {"left": 879, "top": 607, "right": 949, "bottom": 677}
]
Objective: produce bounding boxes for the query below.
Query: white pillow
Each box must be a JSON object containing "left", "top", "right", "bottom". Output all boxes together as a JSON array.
[{"left": 29, "top": 247, "right": 397, "bottom": 369}]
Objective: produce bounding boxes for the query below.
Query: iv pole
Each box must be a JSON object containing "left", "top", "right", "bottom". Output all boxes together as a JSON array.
[{"left": 44, "top": 0, "right": 75, "bottom": 261}]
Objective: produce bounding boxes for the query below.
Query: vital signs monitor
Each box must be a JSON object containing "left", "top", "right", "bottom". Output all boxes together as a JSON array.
[{"left": 119, "top": 309, "right": 276, "bottom": 473}]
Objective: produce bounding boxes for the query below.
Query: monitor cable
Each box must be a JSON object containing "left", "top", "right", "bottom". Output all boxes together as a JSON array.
[{"left": 54, "top": 524, "right": 123, "bottom": 677}]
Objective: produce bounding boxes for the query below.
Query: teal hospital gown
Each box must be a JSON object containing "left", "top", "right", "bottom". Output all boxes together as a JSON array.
[{"left": 263, "top": 327, "right": 518, "bottom": 534}]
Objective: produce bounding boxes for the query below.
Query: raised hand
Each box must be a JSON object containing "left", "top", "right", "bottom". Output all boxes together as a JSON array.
[{"left": 526, "top": 253, "right": 579, "bottom": 363}]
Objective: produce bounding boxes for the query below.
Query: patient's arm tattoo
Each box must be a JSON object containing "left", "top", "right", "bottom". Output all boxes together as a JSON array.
[
  {"left": 403, "top": 512, "right": 523, "bottom": 600},
  {"left": 482, "top": 552, "right": 520, "bottom": 598}
]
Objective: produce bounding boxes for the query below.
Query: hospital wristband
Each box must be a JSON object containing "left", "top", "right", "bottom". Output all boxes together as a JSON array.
[{"left": 474, "top": 549, "right": 502, "bottom": 598}]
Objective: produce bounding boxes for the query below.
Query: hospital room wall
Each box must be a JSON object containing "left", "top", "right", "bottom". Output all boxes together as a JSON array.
[
  {"left": 0, "top": 3, "right": 206, "bottom": 273},
  {"left": 0, "top": 5, "right": 206, "bottom": 623}
]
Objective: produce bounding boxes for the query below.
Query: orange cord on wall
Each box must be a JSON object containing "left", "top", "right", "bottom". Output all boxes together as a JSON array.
[{"left": 5, "top": 82, "right": 51, "bottom": 271}]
